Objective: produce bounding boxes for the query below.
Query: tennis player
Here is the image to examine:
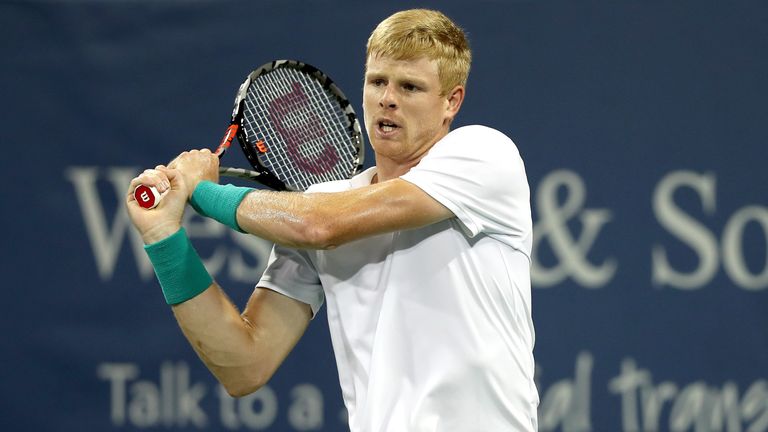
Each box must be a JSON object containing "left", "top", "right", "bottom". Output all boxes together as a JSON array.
[{"left": 127, "top": 9, "right": 538, "bottom": 431}]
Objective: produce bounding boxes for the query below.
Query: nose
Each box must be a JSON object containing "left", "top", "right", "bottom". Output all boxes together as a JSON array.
[{"left": 379, "top": 85, "right": 397, "bottom": 109}]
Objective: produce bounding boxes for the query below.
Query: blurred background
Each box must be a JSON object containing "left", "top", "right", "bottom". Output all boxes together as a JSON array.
[{"left": 1, "top": 0, "right": 766, "bottom": 431}]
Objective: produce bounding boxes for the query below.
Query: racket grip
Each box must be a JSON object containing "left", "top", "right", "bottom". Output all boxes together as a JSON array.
[{"left": 134, "top": 184, "right": 165, "bottom": 209}]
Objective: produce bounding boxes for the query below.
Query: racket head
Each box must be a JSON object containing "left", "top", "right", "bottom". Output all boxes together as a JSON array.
[{"left": 231, "top": 60, "right": 365, "bottom": 191}]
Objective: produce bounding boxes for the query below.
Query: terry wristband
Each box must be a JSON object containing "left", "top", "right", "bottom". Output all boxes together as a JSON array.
[
  {"left": 190, "top": 181, "right": 254, "bottom": 233},
  {"left": 144, "top": 227, "right": 213, "bottom": 305}
]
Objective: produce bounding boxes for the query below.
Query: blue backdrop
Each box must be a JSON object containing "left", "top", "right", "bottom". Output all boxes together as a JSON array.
[{"left": 1, "top": 1, "right": 767, "bottom": 431}]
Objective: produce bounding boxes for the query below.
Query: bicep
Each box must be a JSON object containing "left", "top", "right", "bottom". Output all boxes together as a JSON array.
[
  {"left": 218, "top": 287, "right": 311, "bottom": 396},
  {"left": 169, "top": 284, "right": 312, "bottom": 396},
  {"left": 242, "top": 287, "right": 312, "bottom": 364}
]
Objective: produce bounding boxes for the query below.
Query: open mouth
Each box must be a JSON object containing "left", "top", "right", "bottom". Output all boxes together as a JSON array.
[{"left": 378, "top": 120, "right": 399, "bottom": 132}]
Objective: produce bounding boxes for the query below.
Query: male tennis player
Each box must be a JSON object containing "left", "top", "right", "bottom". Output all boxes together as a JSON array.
[{"left": 127, "top": 9, "right": 538, "bottom": 431}]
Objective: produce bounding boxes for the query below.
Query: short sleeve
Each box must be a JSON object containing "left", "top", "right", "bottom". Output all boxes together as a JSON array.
[
  {"left": 400, "top": 125, "right": 532, "bottom": 254},
  {"left": 257, "top": 244, "right": 325, "bottom": 318}
]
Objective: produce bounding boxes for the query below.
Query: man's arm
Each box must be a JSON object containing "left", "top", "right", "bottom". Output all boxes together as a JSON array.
[
  {"left": 235, "top": 178, "right": 453, "bottom": 249},
  {"left": 172, "top": 284, "right": 311, "bottom": 397},
  {"left": 126, "top": 167, "right": 312, "bottom": 397},
  {"left": 157, "top": 149, "right": 453, "bottom": 250}
]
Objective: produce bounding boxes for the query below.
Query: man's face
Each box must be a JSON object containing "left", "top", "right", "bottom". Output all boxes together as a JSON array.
[{"left": 363, "top": 55, "right": 458, "bottom": 165}]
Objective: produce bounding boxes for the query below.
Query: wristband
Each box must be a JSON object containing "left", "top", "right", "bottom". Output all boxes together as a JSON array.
[
  {"left": 190, "top": 181, "right": 253, "bottom": 232},
  {"left": 144, "top": 227, "right": 213, "bottom": 305}
]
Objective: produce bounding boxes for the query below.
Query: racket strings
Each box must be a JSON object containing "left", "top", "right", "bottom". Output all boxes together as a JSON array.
[
  {"left": 241, "top": 68, "right": 360, "bottom": 191},
  {"left": 267, "top": 69, "right": 358, "bottom": 186}
]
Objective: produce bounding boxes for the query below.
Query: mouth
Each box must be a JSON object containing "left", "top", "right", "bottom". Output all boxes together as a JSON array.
[{"left": 377, "top": 119, "right": 400, "bottom": 133}]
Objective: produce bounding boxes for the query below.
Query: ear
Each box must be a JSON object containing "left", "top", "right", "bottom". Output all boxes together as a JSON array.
[{"left": 444, "top": 85, "right": 465, "bottom": 123}]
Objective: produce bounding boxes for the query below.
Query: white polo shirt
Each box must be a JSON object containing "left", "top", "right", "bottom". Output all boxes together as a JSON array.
[{"left": 258, "top": 125, "right": 538, "bottom": 431}]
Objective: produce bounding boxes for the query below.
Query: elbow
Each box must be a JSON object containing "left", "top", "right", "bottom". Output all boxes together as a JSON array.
[
  {"left": 220, "top": 374, "right": 269, "bottom": 398},
  {"left": 299, "top": 213, "right": 342, "bottom": 250},
  {"left": 213, "top": 360, "right": 273, "bottom": 398},
  {"left": 223, "top": 382, "right": 262, "bottom": 399}
]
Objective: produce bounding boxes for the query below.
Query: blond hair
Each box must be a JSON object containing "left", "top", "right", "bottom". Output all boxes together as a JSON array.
[{"left": 366, "top": 9, "right": 472, "bottom": 95}]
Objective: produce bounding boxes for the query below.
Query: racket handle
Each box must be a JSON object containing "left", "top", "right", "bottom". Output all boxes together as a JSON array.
[{"left": 134, "top": 184, "right": 164, "bottom": 209}]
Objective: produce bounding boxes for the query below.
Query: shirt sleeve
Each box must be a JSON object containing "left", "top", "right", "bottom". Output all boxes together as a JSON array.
[
  {"left": 400, "top": 125, "right": 532, "bottom": 251},
  {"left": 257, "top": 244, "right": 325, "bottom": 318}
]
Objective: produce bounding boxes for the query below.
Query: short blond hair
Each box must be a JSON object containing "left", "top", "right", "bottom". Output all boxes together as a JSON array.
[{"left": 366, "top": 9, "right": 472, "bottom": 95}]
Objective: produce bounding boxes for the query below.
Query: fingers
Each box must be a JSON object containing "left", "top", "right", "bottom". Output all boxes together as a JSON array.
[
  {"left": 168, "top": 149, "right": 215, "bottom": 169},
  {"left": 128, "top": 148, "right": 216, "bottom": 202},
  {"left": 127, "top": 167, "right": 171, "bottom": 201}
]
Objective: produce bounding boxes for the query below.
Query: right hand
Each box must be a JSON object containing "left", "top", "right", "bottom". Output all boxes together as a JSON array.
[
  {"left": 126, "top": 166, "right": 188, "bottom": 244},
  {"left": 167, "top": 149, "right": 220, "bottom": 199}
]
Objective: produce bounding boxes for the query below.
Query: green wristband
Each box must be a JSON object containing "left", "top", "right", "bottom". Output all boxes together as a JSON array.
[
  {"left": 144, "top": 227, "right": 213, "bottom": 305},
  {"left": 189, "top": 181, "right": 254, "bottom": 232}
]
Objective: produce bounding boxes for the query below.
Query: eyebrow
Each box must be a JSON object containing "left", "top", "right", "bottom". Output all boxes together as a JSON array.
[{"left": 365, "top": 71, "right": 430, "bottom": 88}]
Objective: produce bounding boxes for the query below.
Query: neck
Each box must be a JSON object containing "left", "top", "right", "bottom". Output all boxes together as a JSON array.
[
  {"left": 372, "top": 157, "right": 423, "bottom": 183},
  {"left": 372, "top": 127, "right": 451, "bottom": 183}
]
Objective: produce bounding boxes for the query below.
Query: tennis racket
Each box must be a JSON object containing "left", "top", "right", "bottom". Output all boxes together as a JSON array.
[{"left": 134, "top": 59, "right": 365, "bottom": 209}]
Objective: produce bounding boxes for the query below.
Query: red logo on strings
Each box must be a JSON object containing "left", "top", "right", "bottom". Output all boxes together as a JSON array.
[{"left": 267, "top": 82, "right": 339, "bottom": 175}]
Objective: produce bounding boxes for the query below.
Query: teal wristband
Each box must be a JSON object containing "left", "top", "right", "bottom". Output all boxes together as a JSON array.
[
  {"left": 190, "top": 181, "right": 253, "bottom": 232},
  {"left": 144, "top": 227, "right": 213, "bottom": 305}
]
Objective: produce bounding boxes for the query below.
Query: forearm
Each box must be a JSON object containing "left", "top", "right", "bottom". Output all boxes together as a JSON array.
[
  {"left": 235, "top": 181, "right": 451, "bottom": 249},
  {"left": 189, "top": 183, "right": 328, "bottom": 249},
  {"left": 235, "top": 190, "right": 339, "bottom": 249},
  {"left": 190, "top": 178, "right": 452, "bottom": 249}
]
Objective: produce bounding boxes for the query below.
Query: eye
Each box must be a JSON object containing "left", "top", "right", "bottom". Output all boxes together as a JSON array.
[
  {"left": 403, "top": 83, "right": 418, "bottom": 92},
  {"left": 370, "top": 78, "right": 386, "bottom": 87}
]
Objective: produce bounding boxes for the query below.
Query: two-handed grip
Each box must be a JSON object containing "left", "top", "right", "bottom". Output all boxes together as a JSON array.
[{"left": 133, "top": 124, "right": 238, "bottom": 210}]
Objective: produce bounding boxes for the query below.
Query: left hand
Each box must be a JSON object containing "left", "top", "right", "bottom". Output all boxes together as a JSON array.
[
  {"left": 167, "top": 149, "right": 221, "bottom": 198},
  {"left": 126, "top": 166, "right": 188, "bottom": 244}
]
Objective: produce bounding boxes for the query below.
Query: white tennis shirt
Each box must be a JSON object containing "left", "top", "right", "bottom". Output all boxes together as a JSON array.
[{"left": 258, "top": 125, "right": 539, "bottom": 431}]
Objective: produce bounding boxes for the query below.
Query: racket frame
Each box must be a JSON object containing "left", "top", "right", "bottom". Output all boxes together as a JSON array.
[
  {"left": 232, "top": 60, "right": 365, "bottom": 191},
  {"left": 134, "top": 59, "right": 364, "bottom": 209}
]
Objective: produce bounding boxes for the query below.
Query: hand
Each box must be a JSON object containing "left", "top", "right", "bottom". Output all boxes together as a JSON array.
[
  {"left": 126, "top": 166, "right": 188, "bottom": 244},
  {"left": 167, "top": 149, "right": 220, "bottom": 199}
]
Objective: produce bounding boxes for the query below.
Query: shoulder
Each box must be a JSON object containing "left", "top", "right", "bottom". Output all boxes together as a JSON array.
[
  {"left": 437, "top": 125, "right": 521, "bottom": 158},
  {"left": 447, "top": 124, "right": 511, "bottom": 141},
  {"left": 420, "top": 125, "right": 524, "bottom": 169}
]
